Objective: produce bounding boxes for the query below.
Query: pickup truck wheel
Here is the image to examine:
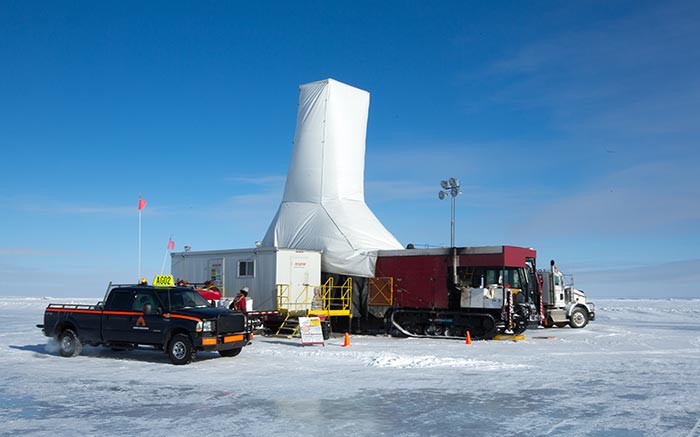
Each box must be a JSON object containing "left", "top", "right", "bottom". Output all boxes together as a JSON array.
[
  {"left": 219, "top": 347, "right": 242, "bottom": 358},
  {"left": 168, "top": 334, "right": 194, "bottom": 365},
  {"left": 569, "top": 308, "right": 589, "bottom": 329},
  {"left": 58, "top": 329, "right": 82, "bottom": 357}
]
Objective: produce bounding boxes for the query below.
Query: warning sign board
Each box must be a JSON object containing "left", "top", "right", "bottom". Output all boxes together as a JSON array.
[{"left": 298, "top": 317, "right": 325, "bottom": 346}]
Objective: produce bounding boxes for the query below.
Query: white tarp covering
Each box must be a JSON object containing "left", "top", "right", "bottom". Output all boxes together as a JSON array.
[{"left": 263, "top": 78, "right": 403, "bottom": 277}]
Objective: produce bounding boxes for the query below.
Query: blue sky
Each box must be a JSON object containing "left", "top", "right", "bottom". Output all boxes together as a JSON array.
[{"left": 1, "top": 1, "right": 698, "bottom": 297}]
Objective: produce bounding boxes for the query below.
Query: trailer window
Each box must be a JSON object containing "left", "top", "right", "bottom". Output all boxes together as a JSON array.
[{"left": 238, "top": 260, "right": 255, "bottom": 278}]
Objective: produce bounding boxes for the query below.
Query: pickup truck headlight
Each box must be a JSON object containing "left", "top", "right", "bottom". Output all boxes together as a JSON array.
[
  {"left": 196, "top": 320, "right": 216, "bottom": 333},
  {"left": 203, "top": 320, "right": 215, "bottom": 332}
]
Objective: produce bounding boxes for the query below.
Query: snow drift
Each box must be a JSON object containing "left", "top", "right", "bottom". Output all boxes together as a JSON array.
[{"left": 2, "top": 297, "right": 700, "bottom": 436}]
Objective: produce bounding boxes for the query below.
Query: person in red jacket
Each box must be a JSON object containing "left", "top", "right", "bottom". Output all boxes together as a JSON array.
[{"left": 230, "top": 287, "right": 249, "bottom": 313}]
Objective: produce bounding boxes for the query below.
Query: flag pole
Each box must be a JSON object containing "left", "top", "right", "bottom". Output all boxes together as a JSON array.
[
  {"left": 137, "top": 197, "right": 147, "bottom": 281},
  {"left": 161, "top": 235, "right": 173, "bottom": 274},
  {"left": 138, "top": 204, "right": 142, "bottom": 280}
]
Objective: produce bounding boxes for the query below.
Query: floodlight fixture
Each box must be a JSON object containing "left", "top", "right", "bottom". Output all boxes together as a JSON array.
[{"left": 438, "top": 177, "right": 461, "bottom": 248}]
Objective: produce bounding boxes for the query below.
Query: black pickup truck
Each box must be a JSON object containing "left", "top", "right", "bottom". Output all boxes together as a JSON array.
[{"left": 39, "top": 284, "right": 250, "bottom": 365}]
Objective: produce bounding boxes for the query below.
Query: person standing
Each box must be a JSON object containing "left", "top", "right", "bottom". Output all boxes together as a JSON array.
[{"left": 230, "top": 287, "right": 249, "bottom": 313}]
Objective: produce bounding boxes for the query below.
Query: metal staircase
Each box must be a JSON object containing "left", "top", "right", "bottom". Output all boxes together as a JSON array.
[
  {"left": 275, "top": 312, "right": 304, "bottom": 337},
  {"left": 273, "top": 278, "right": 353, "bottom": 337}
]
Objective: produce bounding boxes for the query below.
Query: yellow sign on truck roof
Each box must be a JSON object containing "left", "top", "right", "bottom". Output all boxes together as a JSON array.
[{"left": 153, "top": 275, "right": 175, "bottom": 287}]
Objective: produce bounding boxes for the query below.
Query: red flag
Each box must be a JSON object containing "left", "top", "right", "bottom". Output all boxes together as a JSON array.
[
  {"left": 167, "top": 239, "right": 175, "bottom": 250},
  {"left": 138, "top": 198, "right": 147, "bottom": 210}
]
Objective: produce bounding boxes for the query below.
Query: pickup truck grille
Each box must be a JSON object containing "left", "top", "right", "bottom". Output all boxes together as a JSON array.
[{"left": 217, "top": 313, "right": 245, "bottom": 334}]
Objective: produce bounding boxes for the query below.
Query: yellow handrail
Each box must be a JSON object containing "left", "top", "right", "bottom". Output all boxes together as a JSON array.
[
  {"left": 276, "top": 284, "right": 291, "bottom": 311},
  {"left": 276, "top": 278, "right": 353, "bottom": 317}
]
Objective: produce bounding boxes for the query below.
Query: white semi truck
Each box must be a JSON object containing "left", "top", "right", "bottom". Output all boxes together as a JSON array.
[{"left": 538, "top": 260, "right": 595, "bottom": 328}]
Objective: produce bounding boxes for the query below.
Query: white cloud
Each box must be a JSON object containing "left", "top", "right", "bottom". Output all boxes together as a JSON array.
[
  {"left": 524, "top": 161, "right": 700, "bottom": 235},
  {"left": 477, "top": 1, "right": 700, "bottom": 138},
  {"left": 223, "top": 175, "right": 287, "bottom": 186},
  {"left": 366, "top": 143, "right": 480, "bottom": 179},
  {"left": 365, "top": 179, "right": 438, "bottom": 202},
  {"left": 0, "top": 247, "right": 82, "bottom": 257},
  {"left": 215, "top": 174, "right": 286, "bottom": 217},
  {"left": 0, "top": 194, "right": 177, "bottom": 217},
  {"left": 574, "top": 259, "right": 700, "bottom": 298},
  {"left": 491, "top": 2, "right": 698, "bottom": 78},
  {"left": 0, "top": 261, "right": 131, "bottom": 297},
  {"left": 5, "top": 199, "right": 135, "bottom": 216}
]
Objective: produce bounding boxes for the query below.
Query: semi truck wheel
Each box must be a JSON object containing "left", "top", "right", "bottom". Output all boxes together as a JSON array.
[
  {"left": 58, "top": 329, "right": 83, "bottom": 357},
  {"left": 219, "top": 347, "right": 242, "bottom": 358},
  {"left": 569, "top": 308, "right": 589, "bottom": 329},
  {"left": 168, "top": 334, "right": 194, "bottom": 365}
]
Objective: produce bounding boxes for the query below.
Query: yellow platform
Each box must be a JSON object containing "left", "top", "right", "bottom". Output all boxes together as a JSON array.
[
  {"left": 493, "top": 334, "right": 526, "bottom": 341},
  {"left": 308, "top": 309, "right": 351, "bottom": 317}
]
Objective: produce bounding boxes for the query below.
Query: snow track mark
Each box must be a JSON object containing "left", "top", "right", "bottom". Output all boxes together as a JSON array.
[{"left": 363, "top": 352, "right": 527, "bottom": 370}]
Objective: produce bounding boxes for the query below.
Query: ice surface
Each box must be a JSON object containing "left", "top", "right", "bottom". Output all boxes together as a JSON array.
[{"left": 1, "top": 297, "right": 700, "bottom": 436}]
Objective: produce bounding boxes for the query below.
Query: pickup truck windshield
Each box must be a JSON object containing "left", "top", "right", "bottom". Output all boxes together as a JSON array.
[{"left": 156, "top": 288, "right": 210, "bottom": 310}]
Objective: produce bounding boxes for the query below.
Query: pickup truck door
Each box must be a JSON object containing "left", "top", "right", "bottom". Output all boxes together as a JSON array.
[
  {"left": 102, "top": 289, "right": 139, "bottom": 343},
  {"left": 103, "top": 288, "right": 170, "bottom": 345},
  {"left": 130, "top": 290, "right": 169, "bottom": 345}
]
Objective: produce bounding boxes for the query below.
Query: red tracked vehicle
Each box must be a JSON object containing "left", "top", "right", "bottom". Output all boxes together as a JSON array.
[{"left": 366, "top": 245, "right": 539, "bottom": 340}]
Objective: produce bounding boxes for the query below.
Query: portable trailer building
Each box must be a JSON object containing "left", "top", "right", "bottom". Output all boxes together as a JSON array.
[{"left": 170, "top": 248, "right": 322, "bottom": 312}]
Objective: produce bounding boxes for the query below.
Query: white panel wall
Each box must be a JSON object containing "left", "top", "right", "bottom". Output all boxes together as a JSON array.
[{"left": 171, "top": 248, "right": 321, "bottom": 312}]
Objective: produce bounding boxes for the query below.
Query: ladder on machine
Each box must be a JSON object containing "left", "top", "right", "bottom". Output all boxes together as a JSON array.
[
  {"left": 275, "top": 311, "right": 304, "bottom": 337},
  {"left": 273, "top": 278, "right": 353, "bottom": 337}
]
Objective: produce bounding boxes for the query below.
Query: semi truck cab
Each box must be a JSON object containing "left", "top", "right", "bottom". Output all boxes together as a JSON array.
[{"left": 539, "top": 260, "right": 596, "bottom": 328}]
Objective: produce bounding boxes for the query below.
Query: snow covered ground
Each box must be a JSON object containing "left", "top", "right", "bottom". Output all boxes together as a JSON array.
[{"left": 1, "top": 297, "right": 700, "bottom": 436}]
